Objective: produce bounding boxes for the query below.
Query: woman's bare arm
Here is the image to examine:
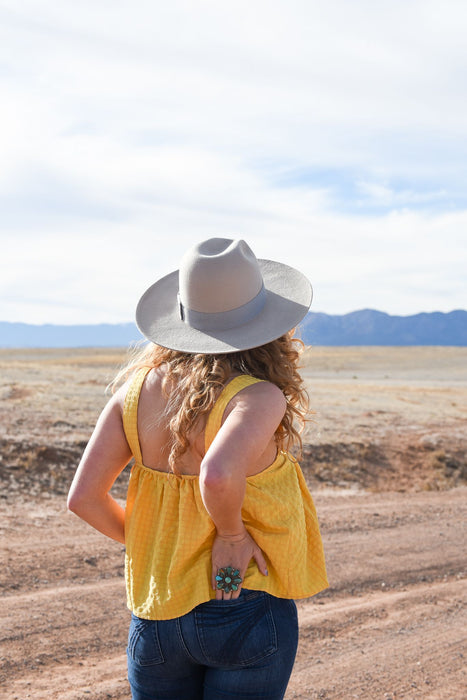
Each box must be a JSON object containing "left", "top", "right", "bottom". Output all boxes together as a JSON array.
[
  {"left": 199, "top": 381, "right": 286, "bottom": 597},
  {"left": 67, "top": 386, "right": 131, "bottom": 544}
]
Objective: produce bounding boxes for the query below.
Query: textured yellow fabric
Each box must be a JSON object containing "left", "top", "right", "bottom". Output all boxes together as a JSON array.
[{"left": 123, "top": 368, "right": 328, "bottom": 621}]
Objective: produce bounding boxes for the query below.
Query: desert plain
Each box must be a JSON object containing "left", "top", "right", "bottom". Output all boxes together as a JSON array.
[{"left": 0, "top": 345, "right": 466, "bottom": 699}]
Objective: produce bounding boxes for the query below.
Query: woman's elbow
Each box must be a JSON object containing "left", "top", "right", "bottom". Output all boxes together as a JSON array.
[
  {"left": 67, "top": 482, "right": 95, "bottom": 516},
  {"left": 67, "top": 487, "right": 83, "bottom": 514},
  {"left": 199, "top": 459, "right": 232, "bottom": 493}
]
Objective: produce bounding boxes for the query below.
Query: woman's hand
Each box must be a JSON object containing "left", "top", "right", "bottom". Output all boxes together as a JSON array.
[{"left": 211, "top": 527, "right": 268, "bottom": 600}]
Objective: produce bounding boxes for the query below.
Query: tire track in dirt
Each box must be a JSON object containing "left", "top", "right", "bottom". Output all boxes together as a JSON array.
[
  {"left": 0, "top": 508, "right": 126, "bottom": 596},
  {"left": 0, "top": 579, "right": 122, "bottom": 607},
  {"left": 297, "top": 577, "right": 465, "bottom": 629},
  {"left": 8, "top": 654, "right": 129, "bottom": 700},
  {"left": 0, "top": 576, "right": 129, "bottom": 689},
  {"left": 289, "top": 578, "right": 466, "bottom": 699}
]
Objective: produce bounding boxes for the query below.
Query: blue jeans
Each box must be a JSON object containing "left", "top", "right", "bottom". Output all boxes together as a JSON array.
[{"left": 127, "top": 589, "right": 299, "bottom": 699}]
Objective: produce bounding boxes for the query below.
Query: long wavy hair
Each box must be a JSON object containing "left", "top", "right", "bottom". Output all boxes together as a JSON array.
[{"left": 111, "top": 331, "right": 310, "bottom": 473}]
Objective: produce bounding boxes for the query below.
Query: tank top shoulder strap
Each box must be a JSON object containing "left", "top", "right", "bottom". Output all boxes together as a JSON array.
[
  {"left": 204, "top": 375, "right": 264, "bottom": 453},
  {"left": 123, "top": 366, "right": 152, "bottom": 463}
]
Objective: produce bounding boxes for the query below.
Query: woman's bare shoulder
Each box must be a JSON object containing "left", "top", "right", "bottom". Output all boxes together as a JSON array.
[
  {"left": 113, "top": 365, "right": 165, "bottom": 402},
  {"left": 110, "top": 377, "right": 132, "bottom": 411},
  {"left": 226, "top": 379, "right": 286, "bottom": 422},
  {"left": 239, "top": 378, "right": 285, "bottom": 399}
]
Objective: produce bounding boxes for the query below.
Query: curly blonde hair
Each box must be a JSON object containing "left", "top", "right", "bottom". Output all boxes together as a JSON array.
[{"left": 111, "top": 331, "right": 310, "bottom": 472}]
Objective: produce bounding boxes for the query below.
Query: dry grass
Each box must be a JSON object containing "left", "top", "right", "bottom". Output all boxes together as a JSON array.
[{"left": 1, "top": 346, "right": 466, "bottom": 496}]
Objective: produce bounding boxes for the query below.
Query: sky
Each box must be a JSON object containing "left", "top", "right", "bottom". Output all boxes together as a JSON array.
[{"left": 1, "top": 0, "right": 466, "bottom": 325}]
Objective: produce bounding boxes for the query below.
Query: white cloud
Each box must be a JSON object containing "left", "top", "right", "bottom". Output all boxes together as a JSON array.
[
  {"left": 3, "top": 202, "right": 465, "bottom": 323},
  {"left": 0, "top": 1, "right": 466, "bottom": 323}
]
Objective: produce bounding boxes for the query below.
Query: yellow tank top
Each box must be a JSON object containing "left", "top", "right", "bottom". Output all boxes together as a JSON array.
[{"left": 123, "top": 368, "right": 328, "bottom": 620}]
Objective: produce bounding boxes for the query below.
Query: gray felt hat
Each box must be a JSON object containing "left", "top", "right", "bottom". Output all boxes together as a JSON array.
[{"left": 135, "top": 238, "right": 312, "bottom": 354}]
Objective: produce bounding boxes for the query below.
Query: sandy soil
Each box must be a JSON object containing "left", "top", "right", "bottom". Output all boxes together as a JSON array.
[{"left": 0, "top": 347, "right": 466, "bottom": 699}]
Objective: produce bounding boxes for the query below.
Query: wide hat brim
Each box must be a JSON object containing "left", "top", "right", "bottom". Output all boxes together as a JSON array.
[{"left": 136, "top": 259, "right": 312, "bottom": 354}]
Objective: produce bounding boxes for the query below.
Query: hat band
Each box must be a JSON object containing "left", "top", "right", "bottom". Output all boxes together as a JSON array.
[{"left": 178, "top": 284, "right": 266, "bottom": 332}]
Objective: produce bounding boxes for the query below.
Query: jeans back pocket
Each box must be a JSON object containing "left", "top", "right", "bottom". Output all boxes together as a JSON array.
[
  {"left": 127, "top": 614, "right": 164, "bottom": 667},
  {"left": 195, "top": 591, "right": 278, "bottom": 667}
]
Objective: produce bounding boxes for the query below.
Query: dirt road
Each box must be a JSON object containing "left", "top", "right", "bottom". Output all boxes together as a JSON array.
[{"left": 1, "top": 488, "right": 465, "bottom": 699}]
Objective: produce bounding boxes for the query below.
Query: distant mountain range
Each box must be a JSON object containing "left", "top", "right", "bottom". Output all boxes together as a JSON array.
[
  {"left": 0, "top": 309, "right": 466, "bottom": 347},
  {"left": 300, "top": 309, "right": 467, "bottom": 346}
]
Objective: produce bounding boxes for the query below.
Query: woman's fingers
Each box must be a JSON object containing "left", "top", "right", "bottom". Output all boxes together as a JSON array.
[
  {"left": 230, "top": 584, "right": 242, "bottom": 600},
  {"left": 214, "top": 564, "right": 243, "bottom": 600},
  {"left": 253, "top": 545, "right": 269, "bottom": 577},
  {"left": 216, "top": 587, "right": 233, "bottom": 601},
  {"left": 211, "top": 530, "right": 267, "bottom": 600}
]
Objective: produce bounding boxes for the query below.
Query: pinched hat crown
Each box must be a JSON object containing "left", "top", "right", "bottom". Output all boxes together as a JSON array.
[
  {"left": 178, "top": 239, "right": 267, "bottom": 331},
  {"left": 136, "top": 237, "right": 312, "bottom": 354}
]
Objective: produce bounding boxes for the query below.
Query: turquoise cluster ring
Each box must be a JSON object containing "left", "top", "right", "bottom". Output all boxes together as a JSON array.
[{"left": 216, "top": 567, "right": 243, "bottom": 593}]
